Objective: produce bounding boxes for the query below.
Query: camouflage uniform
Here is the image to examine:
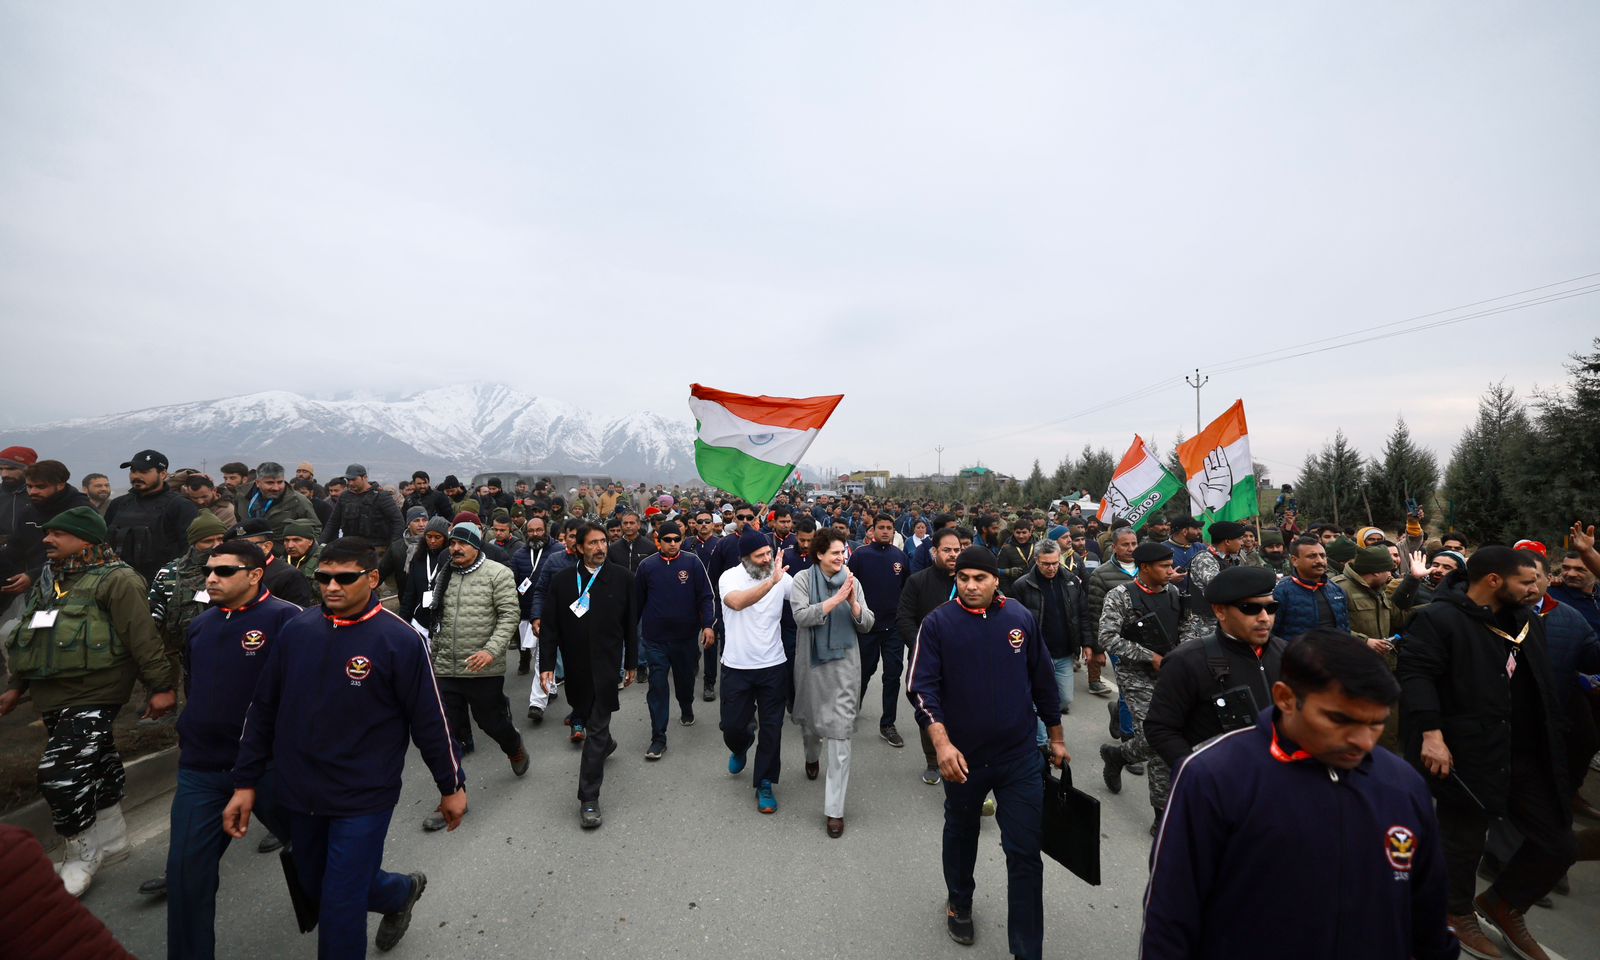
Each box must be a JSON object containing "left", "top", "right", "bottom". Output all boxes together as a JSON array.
[
  {"left": 1180, "top": 547, "right": 1242, "bottom": 643},
  {"left": 147, "top": 549, "right": 211, "bottom": 682},
  {"left": 1099, "top": 580, "right": 1183, "bottom": 815}
]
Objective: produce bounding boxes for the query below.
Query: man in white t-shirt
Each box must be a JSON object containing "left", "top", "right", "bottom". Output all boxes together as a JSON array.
[{"left": 718, "top": 528, "right": 792, "bottom": 815}]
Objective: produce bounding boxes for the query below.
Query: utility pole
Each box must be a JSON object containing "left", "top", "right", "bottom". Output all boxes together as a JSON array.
[
  {"left": 1185, "top": 368, "right": 1208, "bottom": 435},
  {"left": 934, "top": 445, "right": 945, "bottom": 477}
]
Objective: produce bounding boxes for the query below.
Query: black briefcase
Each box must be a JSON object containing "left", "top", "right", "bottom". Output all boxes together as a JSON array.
[
  {"left": 279, "top": 844, "right": 320, "bottom": 933},
  {"left": 1041, "top": 763, "right": 1101, "bottom": 886}
]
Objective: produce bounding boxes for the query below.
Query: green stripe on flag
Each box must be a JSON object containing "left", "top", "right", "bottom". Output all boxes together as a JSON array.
[
  {"left": 694, "top": 440, "right": 795, "bottom": 505},
  {"left": 1200, "top": 475, "right": 1259, "bottom": 532}
]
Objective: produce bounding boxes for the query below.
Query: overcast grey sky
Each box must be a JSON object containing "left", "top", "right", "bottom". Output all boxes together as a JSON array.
[{"left": 3, "top": 3, "right": 1597, "bottom": 479}]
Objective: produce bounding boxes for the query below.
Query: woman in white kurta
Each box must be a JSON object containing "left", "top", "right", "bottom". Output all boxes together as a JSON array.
[{"left": 788, "top": 528, "right": 875, "bottom": 837}]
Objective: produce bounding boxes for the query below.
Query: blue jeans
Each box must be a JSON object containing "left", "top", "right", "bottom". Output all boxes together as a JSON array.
[
  {"left": 1034, "top": 656, "right": 1074, "bottom": 747},
  {"left": 643, "top": 635, "right": 699, "bottom": 741},
  {"left": 166, "top": 768, "right": 288, "bottom": 960},
  {"left": 1109, "top": 653, "right": 1134, "bottom": 737},
  {"left": 941, "top": 749, "right": 1046, "bottom": 960},
  {"left": 286, "top": 808, "right": 417, "bottom": 959}
]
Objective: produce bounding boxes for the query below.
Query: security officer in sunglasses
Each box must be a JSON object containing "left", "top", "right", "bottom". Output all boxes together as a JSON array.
[{"left": 1144, "top": 565, "right": 1287, "bottom": 775}]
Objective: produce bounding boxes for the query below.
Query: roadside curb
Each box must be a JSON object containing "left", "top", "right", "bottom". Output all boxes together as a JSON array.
[{"left": 0, "top": 745, "right": 178, "bottom": 852}]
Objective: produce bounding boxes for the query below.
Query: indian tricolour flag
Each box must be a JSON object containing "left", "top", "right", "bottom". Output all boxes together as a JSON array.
[
  {"left": 688, "top": 384, "right": 843, "bottom": 505},
  {"left": 1176, "top": 399, "right": 1256, "bottom": 526},
  {"left": 1097, "top": 435, "right": 1184, "bottom": 531}
]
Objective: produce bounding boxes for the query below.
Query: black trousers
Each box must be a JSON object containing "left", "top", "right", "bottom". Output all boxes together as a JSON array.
[
  {"left": 577, "top": 698, "right": 615, "bottom": 802},
  {"left": 857, "top": 627, "right": 904, "bottom": 728},
  {"left": 720, "top": 663, "right": 787, "bottom": 788},
  {"left": 437, "top": 675, "right": 523, "bottom": 757},
  {"left": 1436, "top": 753, "right": 1576, "bottom": 914}
]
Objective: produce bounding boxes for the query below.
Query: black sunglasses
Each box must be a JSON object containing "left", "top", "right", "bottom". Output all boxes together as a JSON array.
[
  {"left": 736, "top": 514, "right": 755, "bottom": 521},
  {"left": 314, "top": 570, "right": 371, "bottom": 586},
  {"left": 204, "top": 564, "right": 256, "bottom": 578},
  {"left": 1233, "top": 601, "right": 1280, "bottom": 616},
  {"left": 659, "top": 536, "right": 682, "bottom": 543}
]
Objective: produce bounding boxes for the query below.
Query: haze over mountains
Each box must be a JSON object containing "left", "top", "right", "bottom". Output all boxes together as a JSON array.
[{"left": 6, "top": 384, "right": 708, "bottom": 484}]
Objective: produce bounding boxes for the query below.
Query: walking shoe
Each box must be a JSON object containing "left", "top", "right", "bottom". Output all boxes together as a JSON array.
[
  {"left": 1475, "top": 890, "right": 1549, "bottom": 960},
  {"left": 91, "top": 802, "right": 130, "bottom": 865},
  {"left": 56, "top": 831, "right": 101, "bottom": 898},
  {"left": 1126, "top": 762, "right": 1146, "bottom": 776},
  {"left": 1087, "top": 679, "right": 1112, "bottom": 697},
  {"left": 879, "top": 725, "right": 905, "bottom": 748},
  {"left": 756, "top": 780, "right": 778, "bottom": 814},
  {"left": 1100, "top": 743, "right": 1125, "bottom": 794},
  {"left": 604, "top": 740, "right": 618, "bottom": 761},
  {"left": 920, "top": 766, "right": 941, "bottom": 785},
  {"left": 570, "top": 724, "right": 586, "bottom": 744},
  {"left": 645, "top": 740, "right": 666, "bottom": 761},
  {"left": 1447, "top": 912, "right": 1504, "bottom": 959},
  {"left": 580, "top": 801, "right": 602, "bottom": 829},
  {"left": 527, "top": 705, "right": 544, "bottom": 724},
  {"left": 617, "top": 678, "right": 626, "bottom": 690},
  {"left": 729, "top": 749, "right": 748, "bottom": 775},
  {"left": 138, "top": 874, "right": 167, "bottom": 897},
  {"left": 1107, "top": 700, "right": 1122, "bottom": 740},
  {"left": 805, "top": 760, "right": 820, "bottom": 780},
  {"left": 375, "top": 872, "right": 426, "bottom": 952},
  {"left": 257, "top": 834, "right": 285, "bottom": 854},
  {"left": 945, "top": 902, "right": 975, "bottom": 945},
  {"left": 509, "top": 746, "right": 530, "bottom": 777},
  {"left": 703, "top": 683, "right": 717, "bottom": 702},
  {"left": 826, "top": 816, "right": 844, "bottom": 838},
  {"left": 679, "top": 708, "right": 695, "bottom": 726}
]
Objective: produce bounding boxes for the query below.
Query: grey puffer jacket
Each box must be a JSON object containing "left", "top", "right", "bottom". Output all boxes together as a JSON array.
[{"left": 430, "top": 556, "right": 519, "bottom": 678}]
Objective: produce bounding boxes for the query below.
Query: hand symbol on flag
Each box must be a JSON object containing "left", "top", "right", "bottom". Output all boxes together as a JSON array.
[
  {"left": 1196, "top": 450, "right": 1234, "bottom": 513},
  {"left": 1104, "top": 482, "right": 1132, "bottom": 518}
]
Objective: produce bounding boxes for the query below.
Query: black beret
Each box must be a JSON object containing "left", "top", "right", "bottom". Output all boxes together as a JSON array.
[
  {"left": 1204, "top": 565, "right": 1279, "bottom": 604},
  {"left": 1132, "top": 541, "right": 1174, "bottom": 564},
  {"left": 1208, "top": 520, "right": 1247, "bottom": 542},
  {"left": 954, "top": 545, "right": 1000, "bottom": 577}
]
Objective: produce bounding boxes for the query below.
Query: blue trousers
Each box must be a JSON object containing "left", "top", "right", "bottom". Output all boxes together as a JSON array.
[
  {"left": 941, "top": 749, "right": 1046, "bottom": 960},
  {"left": 166, "top": 768, "right": 288, "bottom": 960},
  {"left": 643, "top": 635, "right": 699, "bottom": 741},
  {"left": 1034, "top": 656, "right": 1074, "bottom": 747},
  {"left": 287, "top": 808, "right": 416, "bottom": 959},
  {"left": 857, "top": 626, "right": 904, "bottom": 727}
]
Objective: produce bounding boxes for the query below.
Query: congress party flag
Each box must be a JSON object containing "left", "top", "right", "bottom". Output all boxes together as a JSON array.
[
  {"left": 1176, "top": 399, "right": 1257, "bottom": 526},
  {"left": 1097, "top": 435, "right": 1185, "bottom": 531},
  {"left": 688, "top": 384, "right": 843, "bottom": 505}
]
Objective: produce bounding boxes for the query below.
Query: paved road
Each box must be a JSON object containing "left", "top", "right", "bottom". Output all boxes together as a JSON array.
[{"left": 80, "top": 666, "right": 1596, "bottom": 959}]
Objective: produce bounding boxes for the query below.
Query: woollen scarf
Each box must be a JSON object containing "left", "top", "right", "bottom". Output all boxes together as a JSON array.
[{"left": 808, "top": 565, "right": 858, "bottom": 666}]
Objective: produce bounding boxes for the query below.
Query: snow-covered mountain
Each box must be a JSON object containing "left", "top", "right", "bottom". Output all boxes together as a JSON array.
[{"left": 7, "top": 384, "right": 701, "bottom": 484}]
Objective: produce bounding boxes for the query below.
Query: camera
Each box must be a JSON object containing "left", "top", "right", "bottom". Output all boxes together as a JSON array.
[{"left": 1212, "top": 686, "right": 1258, "bottom": 733}]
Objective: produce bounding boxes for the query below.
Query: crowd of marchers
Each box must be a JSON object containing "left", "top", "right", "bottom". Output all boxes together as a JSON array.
[{"left": 1, "top": 445, "right": 1598, "bottom": 960}]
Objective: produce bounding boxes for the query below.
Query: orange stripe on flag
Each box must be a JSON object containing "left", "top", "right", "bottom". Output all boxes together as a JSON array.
[
  {"left": 689, "top": 383, "right": 843, "bottom": 431},
  {"left": 1177, "top": 399, "right": 1249, "bottom": 475}
]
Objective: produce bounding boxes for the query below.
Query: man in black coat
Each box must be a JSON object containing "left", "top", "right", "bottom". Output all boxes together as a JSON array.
[
  {"left": 0, "top": 460, "right": 90, "bottom": 594},
  {"left": 319, "top": 464, "right": 400, "bottom": 548},
  {"left": 540, "top": 521, "right": 637, "bottom": 829},
  {"left": 897, "top": 527, "right": 962, "bottom": 785},
  {"left": 105, "top": 449, "right": 199, "bottom": 585},
  {"left": 1398, "top": 546, "right": 1574, "bottom": 960},
  {"left": 1145, "top": 566, "right": 1286, "bottom": 772}
]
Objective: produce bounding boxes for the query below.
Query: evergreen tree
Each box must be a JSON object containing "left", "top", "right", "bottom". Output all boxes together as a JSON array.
[
  {"left": 1527, "top": 338, "right": 1600, "bottom": 537},
  {"left": 1364, "top": 416, "right": 1440, "bottom": 528},
  {"left": 1050, "top": 455, "right": 1075, "bottom": 494},
  {"left": 1296, "top": 430, "right": 1366, "bottom": 527},
  {"left": 1022, "top": 458, "right": 1048, "bottom": 506},
  {"left": 1077, "top": 446, "right": 1118, "bottom": 499},
  {"left": 1442, "top": 383, "right": 1536, "bottom": 544}
]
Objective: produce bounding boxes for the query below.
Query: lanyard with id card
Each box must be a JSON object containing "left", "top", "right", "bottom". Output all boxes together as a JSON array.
[
  {"left": 571, "top": 566, "right": 601, "bottom": 618},
  {"left": 1486, "top": 621, "right": 1529, "bottom": 680}
]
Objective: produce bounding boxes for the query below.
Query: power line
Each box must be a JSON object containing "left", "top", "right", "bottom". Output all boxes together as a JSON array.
[{"left": 895, "top": 270, "right": 1600, "bottom": 463}]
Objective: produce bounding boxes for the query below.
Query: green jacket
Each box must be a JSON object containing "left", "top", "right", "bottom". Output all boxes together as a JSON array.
[
  {"left": 6, "top": 561, "right": 175, "bottom": 713},
  {"left": 235, "top": 484, "right": 320, "bottom": 539},
  {"left": 430, "top": 557, "right": 519, "bottom": 678},
  {"left": 147, "top": 550, "right": 211, "bottom": 654},
  {"left": 289, "top": 545, "right": 323, "bottom": 603}
]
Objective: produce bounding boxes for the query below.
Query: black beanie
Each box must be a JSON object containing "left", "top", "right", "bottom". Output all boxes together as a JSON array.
[{"left": 954, "top": 545, "right": 1000, "bottom": 578}]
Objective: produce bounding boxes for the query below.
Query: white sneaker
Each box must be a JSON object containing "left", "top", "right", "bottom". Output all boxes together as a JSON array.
[
  {"left": 92, "top": 803, "right": 130, "bottom": 865},
  {"left": 57, "top": 831, "right": 102, "bottom": 897}
]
